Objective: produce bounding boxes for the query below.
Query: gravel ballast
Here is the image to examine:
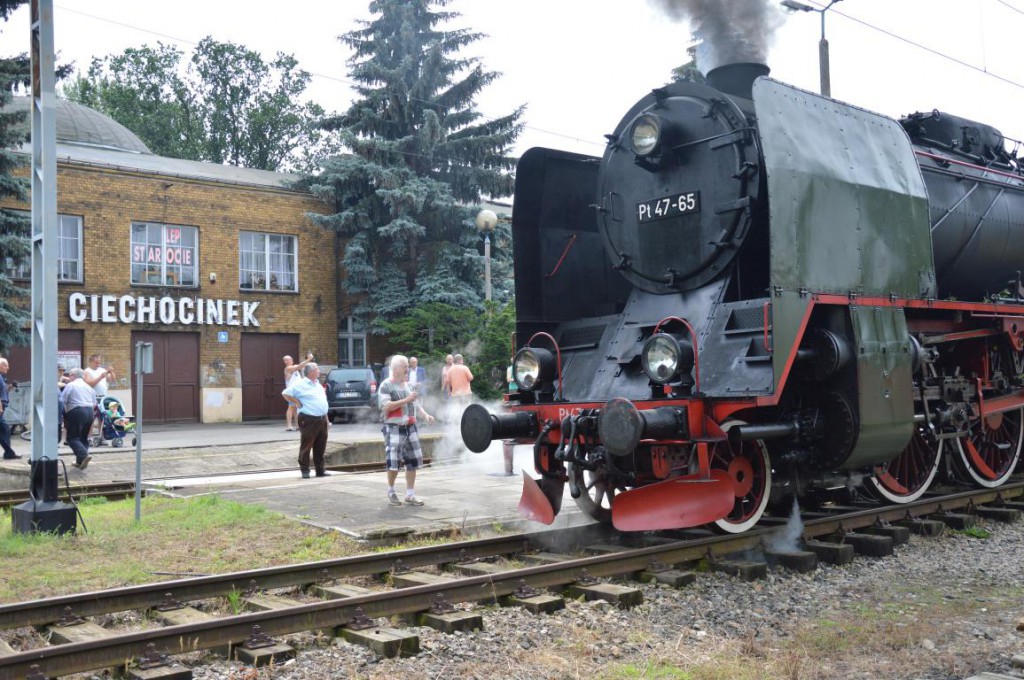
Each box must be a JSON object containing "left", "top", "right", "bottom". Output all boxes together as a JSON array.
[{"left": 189, "top": 519, "right": 1024, "bottom": 680}]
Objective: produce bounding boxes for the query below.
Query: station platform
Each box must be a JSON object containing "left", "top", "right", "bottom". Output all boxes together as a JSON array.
[{"left": 0, "top": 419, "right": 592, "bottom": 541}]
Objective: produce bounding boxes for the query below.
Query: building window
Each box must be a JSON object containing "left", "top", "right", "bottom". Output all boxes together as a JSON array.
[
  {"left": 239, "top": 231, "right": 297, "bottom": 292},
  {"left": 338, "top": 316, "right": 366, "bottom": 366},
  {"left": 130, "top": 222, "right": 198, "bottom": 287},
  {"left": 3, "top": 213, "right": 83, "bottom": 282}
]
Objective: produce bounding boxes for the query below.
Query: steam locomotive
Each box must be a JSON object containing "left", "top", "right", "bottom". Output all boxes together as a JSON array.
[{"left": 461, "top": 63, "right": 1024, "bottom": 533}]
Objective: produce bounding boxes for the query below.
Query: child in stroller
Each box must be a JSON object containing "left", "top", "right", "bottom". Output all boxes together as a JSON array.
[{"left": 95, "top": 396, "right": 136, "bottom": 448}]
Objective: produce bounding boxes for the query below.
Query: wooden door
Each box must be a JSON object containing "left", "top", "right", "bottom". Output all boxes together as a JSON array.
[
  {"left": 241, "top": 333, "right": 299, "bottom": 420},
  {"left": 130, "top": 331, "right": 199, "bottom": 424}
]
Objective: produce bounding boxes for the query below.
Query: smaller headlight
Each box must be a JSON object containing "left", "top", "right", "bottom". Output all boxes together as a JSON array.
[
  {"left": 643, "top": 335, "right": 679, "bottom": 384},
  {"left": 513, "top": 347, "right": 555, "bottom": 392},
  {"left": 642, "top": 333, "right": 694, "bottom": 385},
  {"left": 630, "top": 113, "right": 661, "bottom": 156}
]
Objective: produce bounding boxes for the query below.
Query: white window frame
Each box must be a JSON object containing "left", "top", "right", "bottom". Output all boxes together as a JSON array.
[
  {"left": 239, "top": 231, "right": 298, "bottom": 292},
  {"left": 338, "top": 316, "right": 366, "bottom": 366},
  {"left": 130, "top": 221, "right": 199, "bottom": 288},
  {"left": 3, "top": 212, "right": 83, "bottom": 283}
]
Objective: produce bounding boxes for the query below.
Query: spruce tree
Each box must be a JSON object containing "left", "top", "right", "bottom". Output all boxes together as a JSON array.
[
  {"left": 0, "top": 0, "right": 30, "bottom": 351},
  {"left": 306, "top": 0, "right": 522, "bottom": 329}
]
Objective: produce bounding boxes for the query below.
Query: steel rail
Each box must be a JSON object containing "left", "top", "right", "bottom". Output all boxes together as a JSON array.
[
  {"left": 3, "top": 482, "right": 1022, "bottom": 677},
  {"left": 0, "top": 531, "right": 547, "bottom": 630},
  {"left": 0, "top": 482, "right": 136, "bottom": 509}
]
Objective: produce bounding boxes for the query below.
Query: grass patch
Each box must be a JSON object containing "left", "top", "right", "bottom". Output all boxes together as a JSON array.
[
  {"left": 954, "top": 526, "right": 991, "bottom": 539},
  {"left": 225, "top": 588, "right": 244, "bottom": 615},
  {"left": 0, "top": 494, "right": 361, "bottom": 603},
  {"left": 602, "top": 660, "right": 693, "bottom": 679}
]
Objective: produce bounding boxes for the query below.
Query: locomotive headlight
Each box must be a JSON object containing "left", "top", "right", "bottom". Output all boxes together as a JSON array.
[
  {"left": 513, "top": 347, "right": 555, "bottom": 391},
  {"left": 642, "top": 333, "right": 694, "bottom": 384},
  {"left": 629, "top": 113, "right": 662, "bottom": 156}
]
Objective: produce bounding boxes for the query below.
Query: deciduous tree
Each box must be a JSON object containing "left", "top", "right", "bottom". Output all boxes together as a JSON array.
[
  {"left": 381, "top": 298, "right": 515, "bottom": 400},
  {"left": 65, "top": 38, "right": 335, "bottom": 172}
]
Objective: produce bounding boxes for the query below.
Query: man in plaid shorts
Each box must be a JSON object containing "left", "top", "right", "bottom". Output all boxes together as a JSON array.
[{"left": 379, "top": 354, "right": 435, "bottom": 506}]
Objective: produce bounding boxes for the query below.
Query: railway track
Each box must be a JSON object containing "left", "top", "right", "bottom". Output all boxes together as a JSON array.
[
  {"left": 3, "top": 482, "right": 1023, "bottom": 678},
  {"left": 0, "top": 482, "right": 137, "bottom": 510},
  {"left": 0, "top": 458, "right": 429, "bottom": 511}
]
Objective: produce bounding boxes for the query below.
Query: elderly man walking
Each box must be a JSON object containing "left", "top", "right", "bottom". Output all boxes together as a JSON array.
[
  {"left": 281, "top": 362, "right": 330, "bottom": 479},
  {"left": 61, "top": 367, "right": 109, "bottom": 469}
]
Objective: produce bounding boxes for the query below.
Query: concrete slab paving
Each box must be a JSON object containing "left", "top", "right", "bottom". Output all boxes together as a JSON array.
[{"left": 0, "top": 419, "right": 594, "bottom": 541}]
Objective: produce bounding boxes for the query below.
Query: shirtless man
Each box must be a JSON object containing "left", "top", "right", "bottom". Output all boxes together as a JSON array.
[{"left": 283, "top": 353, "right": 313, "bottom": 431}]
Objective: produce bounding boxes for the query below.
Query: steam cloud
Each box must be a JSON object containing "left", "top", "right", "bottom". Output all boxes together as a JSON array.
[
  {"left": 649, "top": 0, "right": 785, "bottom": 72},
  {"left": 765, "top": 497, "right": 803, "bottom": 553}
]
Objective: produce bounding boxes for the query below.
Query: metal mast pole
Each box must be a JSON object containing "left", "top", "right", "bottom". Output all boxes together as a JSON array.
[
  {"left": 30, "top": 0, "right": 57, "bottom": 465},
  {"left": 15, "top": 0, "right": 75, "bottom": 533},
  {"left": 484, "top": 234, "right": 492, "bottom": 302}
]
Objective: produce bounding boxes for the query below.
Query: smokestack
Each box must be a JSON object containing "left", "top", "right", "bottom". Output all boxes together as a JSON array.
[
  {"left": 705, "top": 62, "right": 770, "bottom": 99},
  {"left": 649, "top": 0, "right": 784, "bottom": 72}
]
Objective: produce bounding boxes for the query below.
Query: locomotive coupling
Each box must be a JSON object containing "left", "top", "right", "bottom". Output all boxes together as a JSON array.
[
  {"left": 597, "top": 398, "right": 687, "bottom": 456},
  {"left": 460, "top": 404, "right": 537, "bottom": 454}
]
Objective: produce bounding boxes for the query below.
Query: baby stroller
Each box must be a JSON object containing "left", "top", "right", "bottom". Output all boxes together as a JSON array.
[{"left": 94, "top": 396, "right": 136, "bottom": 448}]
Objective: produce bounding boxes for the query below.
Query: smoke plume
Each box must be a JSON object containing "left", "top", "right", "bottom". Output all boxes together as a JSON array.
[{"left": 650, "top": 0, "right": 785, "bottom": 72}]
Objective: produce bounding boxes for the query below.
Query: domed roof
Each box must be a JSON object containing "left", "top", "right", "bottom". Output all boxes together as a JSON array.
[{"left": 7, "top": 96, "right": 151, "bottom": 154}]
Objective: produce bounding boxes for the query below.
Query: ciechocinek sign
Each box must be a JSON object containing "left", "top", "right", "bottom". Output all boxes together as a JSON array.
[{"left": 68, "top": 293, "right": 260, "bottom": 327}]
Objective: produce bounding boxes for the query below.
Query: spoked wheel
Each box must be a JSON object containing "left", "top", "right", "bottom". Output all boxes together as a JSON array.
[
  {"left": 711, "top": 421, "right": 771, "bottom": 533},
  {"left": 954, "top": 406, "right": 1024, "bottom": 488},
  {"left": 569, "top": 461, "right": 630, "bottom": 525},
  {"left": 867, "top": 423, "right": 942, "bottom": 503}
]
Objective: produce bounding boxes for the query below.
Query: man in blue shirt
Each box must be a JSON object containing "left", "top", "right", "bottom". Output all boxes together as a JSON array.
[
  {"left": 0, "top": 358, "right": 19, "bottom": 460},
  {"left": 281, "top": 362, "right": 330, "bottom": 479}
]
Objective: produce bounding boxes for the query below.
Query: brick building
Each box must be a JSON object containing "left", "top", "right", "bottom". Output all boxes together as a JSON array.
[{"left": 1, "top": 98, "right": 343, "bottom": 423}]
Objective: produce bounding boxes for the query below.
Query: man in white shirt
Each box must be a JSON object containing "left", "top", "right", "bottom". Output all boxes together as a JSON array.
[
  {"left": 84, "top": 354, "right": 114, "bottom": 399},
  {"left": 83, "top": 354, "right": 115, "bottom": 446},
  {"left": 408, "top": 356, "right": 426, "bottom": 392},
  {"left": 282, "top": 362, "right": 330, "bottom": 479}
]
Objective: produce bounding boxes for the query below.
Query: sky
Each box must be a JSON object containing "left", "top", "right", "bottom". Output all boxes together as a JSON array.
[{"left": 1, "top": 0, "right": 1022, "bottom": 166}]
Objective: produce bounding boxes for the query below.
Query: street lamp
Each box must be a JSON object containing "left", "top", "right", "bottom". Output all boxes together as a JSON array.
[
  {"left": 781, "top": 0, "right": 842, "bottom": 98},
  {"left": 475, "top": 209, "right": 498, "bottom": 302}
]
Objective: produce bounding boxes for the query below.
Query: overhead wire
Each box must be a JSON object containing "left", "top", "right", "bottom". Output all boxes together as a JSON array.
[
  {"left": 995, "top": 0, "right": 1024, "bottom": 16},
  {"left": 823, "top": 3, "right": 1024, "bottom": 89},
  {"left": 53, "top": 1, "right": 1024, "bottom": 151}
]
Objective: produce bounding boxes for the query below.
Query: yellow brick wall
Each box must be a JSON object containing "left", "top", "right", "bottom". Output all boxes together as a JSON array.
[{"left": 3, "top": 161, "right": 338, "bottom": 392}]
